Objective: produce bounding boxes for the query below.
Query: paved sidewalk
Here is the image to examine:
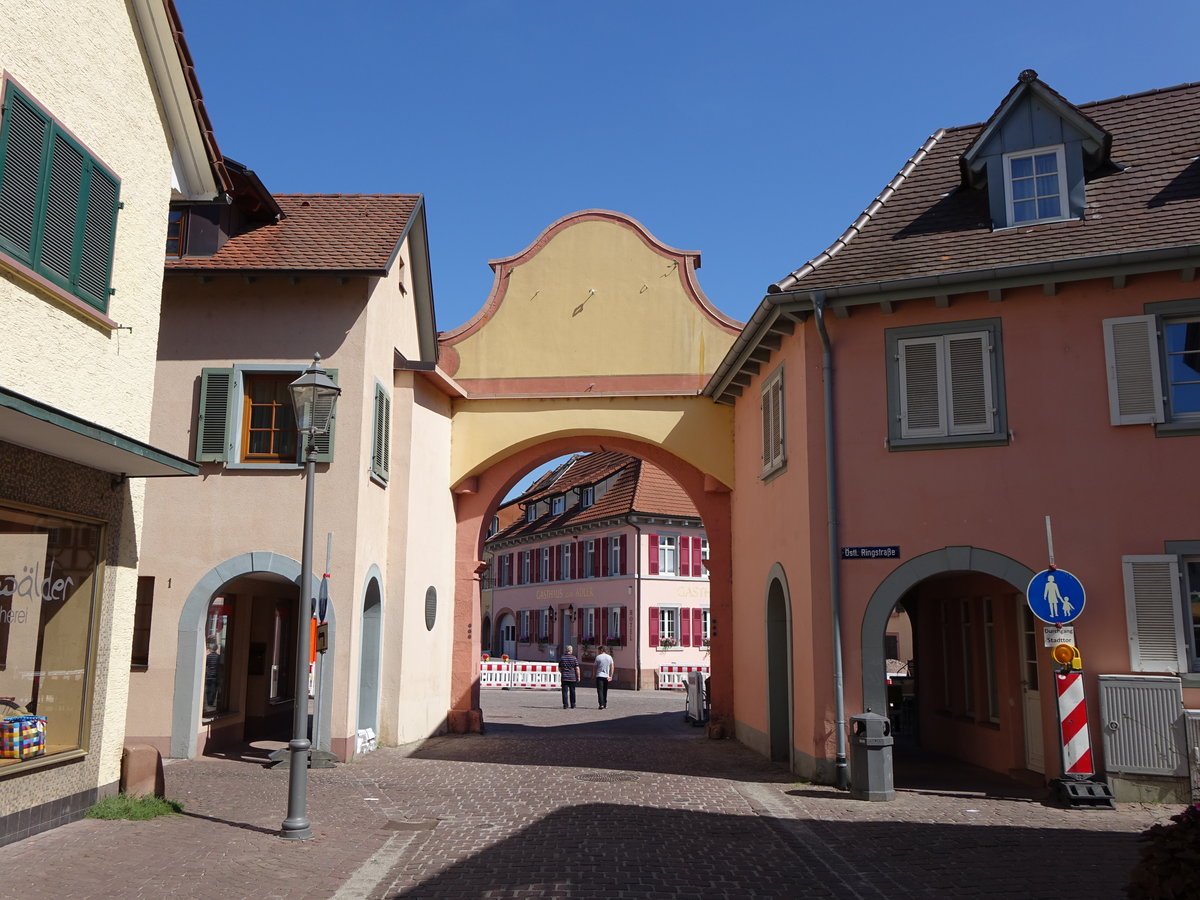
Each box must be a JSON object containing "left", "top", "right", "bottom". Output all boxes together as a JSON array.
[{"left": 3, "top": 689, "right": 1173, "bottom": 899}]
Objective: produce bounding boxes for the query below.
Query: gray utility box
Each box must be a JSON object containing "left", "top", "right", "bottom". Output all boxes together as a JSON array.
[{"left": 849, "top": 712, "right": 895, "bottom": 801}]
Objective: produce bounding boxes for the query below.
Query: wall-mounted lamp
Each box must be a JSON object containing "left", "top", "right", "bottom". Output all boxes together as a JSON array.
[{"left": 567, "top": 603, "right": 576, "bottom": 620}]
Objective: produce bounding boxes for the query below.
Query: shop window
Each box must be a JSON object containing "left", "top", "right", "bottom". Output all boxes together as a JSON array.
[
  {"left": 203, "top": 597, "right": 235, "bottom": 717},
  {"left": 0, "top": 503, "right": 104, "bottom": 769}
]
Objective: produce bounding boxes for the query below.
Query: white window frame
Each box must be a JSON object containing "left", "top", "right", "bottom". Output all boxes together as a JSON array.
[
  {"left": 761, "top": 365, "right": 785, "bottom": 478},
  {"left": 538, "top": 547, "right": 550, "bottom": 582},
  {"left": 560, "top": 543, "right": 571, "bottom": 580},
  {"left": 582, "top": 607, "right": 597, "bottom": 644},
  {"left": 659, "top": 606, "right": 680, "bottom": 646},
  {"left": 1003, "top": 144, "right": 1070, "bottom": 227},
  {"left": 608, "top": 537, "right": 621, "bottom": 575},
  {"left": 607, "top": 607, "right": 621, "bottom": 643},
  {"left": 701, "top": 609, "right": 711, "bottom": 642},
  {"left": 580, "top": 485, "right": 594, "bottom": 509},
  {"left": 551, "top": 495, "right": 565, "bottom": 515},
  {"left": 658, "top": 534, "right": 678, "bottom": 576},
  {"left": 520, "top": 551, "right": 531, "bottom": 584},
  {"left": 1104, "top": 307, "right": 1200, "bottom": 432},
  {"left": 583, "top": 539, "right": 596, "bottom": 578},
  {"left": 525, "top": 505, "right": 537, "bottom": 523}
]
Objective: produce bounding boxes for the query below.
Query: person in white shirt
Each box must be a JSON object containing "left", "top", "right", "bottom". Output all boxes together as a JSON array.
[{"left": 593, "top": 646, "right": 615, "bottom": 709}]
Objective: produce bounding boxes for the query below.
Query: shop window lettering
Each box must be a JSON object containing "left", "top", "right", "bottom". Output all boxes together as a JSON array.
[{"left": 0, "top": 559, "right": 75, "bottom": 606}]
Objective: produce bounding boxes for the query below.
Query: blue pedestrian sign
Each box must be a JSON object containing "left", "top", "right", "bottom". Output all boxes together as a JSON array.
[{"left": 1026, "top": 568, "right": 1086, "bottom": 624}]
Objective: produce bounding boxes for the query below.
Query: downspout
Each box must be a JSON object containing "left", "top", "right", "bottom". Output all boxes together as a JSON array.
[
  {"left": 812, "top": 293, "right": 849, "bottom": 791},
  {"left": 628, "top": 516, "right": 643, "bottom": 690}
]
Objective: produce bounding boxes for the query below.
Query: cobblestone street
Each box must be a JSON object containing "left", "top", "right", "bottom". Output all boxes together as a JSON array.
[{"left": 3, "top": 688, "right": 1173, "bottom": 898}]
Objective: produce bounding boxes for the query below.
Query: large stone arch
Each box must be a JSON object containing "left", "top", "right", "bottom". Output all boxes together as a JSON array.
[
  {"left": 171, "top": 551, "right": 336, "bottom": 758},
  {"left": 448, "top": 433, "right": 732, "bottom": 733},
  {"left": 860, "top": 545, "right": 1034, "bottom": 716}
]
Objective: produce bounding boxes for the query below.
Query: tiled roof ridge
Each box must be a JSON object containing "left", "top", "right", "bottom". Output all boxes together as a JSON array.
[{"left": 771, "top": 129, "right": 947, "bottom": 293}]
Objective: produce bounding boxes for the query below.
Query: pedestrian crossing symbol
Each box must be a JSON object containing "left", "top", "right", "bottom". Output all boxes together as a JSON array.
[{"left": 1027, "top": 568, "right": 1086, "bottom": 624}]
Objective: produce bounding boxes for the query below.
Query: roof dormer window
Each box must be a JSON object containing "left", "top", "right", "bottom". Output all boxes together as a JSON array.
[
  {"left": 525, "top": 504, "right": 537, "bottom": 523},
  {"left": 1004, "top": 145, "right": 1068, "bottom": 225},
  {"left": 551, "top": 495, "right": 565, "bottom": 515}
]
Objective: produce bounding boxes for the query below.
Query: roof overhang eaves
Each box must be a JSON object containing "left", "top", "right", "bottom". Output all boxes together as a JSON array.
[
  {"left": 0, "top": 387, "right": 199, "bottom": 477},
  {"left": 165, "top": 267, "right": 388, "bottom": 277},
  {"left": 705, "top": 243, "right": 1200, "bottom": 404}
]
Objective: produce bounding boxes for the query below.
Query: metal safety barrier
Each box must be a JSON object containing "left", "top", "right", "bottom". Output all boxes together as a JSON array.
[
  {"left": 657, "top": 664, "right": 709, "bottom": 690},
  {"left": 479, "top": 660, "right": 561, "bottom": 690}
]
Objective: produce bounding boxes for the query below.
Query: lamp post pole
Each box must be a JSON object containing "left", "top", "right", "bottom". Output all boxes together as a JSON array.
[
  {"left": 281, "top": 432, "right": 316, "bottom": 841},
  {"left": 281, "top": 354, "right": 340, "bottom": 841}
]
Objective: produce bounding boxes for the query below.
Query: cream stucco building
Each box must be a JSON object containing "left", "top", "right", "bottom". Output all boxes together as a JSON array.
[{"left": 0, "top": 0, "right": 220, "bottom": 845}]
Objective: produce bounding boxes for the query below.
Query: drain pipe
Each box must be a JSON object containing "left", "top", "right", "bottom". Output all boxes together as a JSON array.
[
  {"left": 812, "top": 293, "right": 848, "bottom": 791},
  {"left": 629, "top": 516, "right": 643, "bottom": 689}
]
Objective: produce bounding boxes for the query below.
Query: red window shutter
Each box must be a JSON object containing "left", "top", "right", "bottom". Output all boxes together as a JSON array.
[
  {"left": 599, "top": 606, "right": 607, "bottom": 641},
  {"left": 601, "top": 537, "right": 609, "bottom": 577},
  {"left": 680, "top": 536, "right": 691, "bottom": 577},
  {"left": 681, "top": 608, "right": 692, "bottom": 646},
  {"left": 692, "top": 539, "right": 702, "bottom": 576},
  {"left": 693, "top": 608, "right": 704, "bottom": 642},
  {"left": 517, "top": 553, "right": 525, "bottom": 585},
  {"left": 552, "top": 546, "right": 560, "bottom": 581},
  {"left": 620, "top": 606, "right": 628, "bottom": 645},
  {"left": 531, "top": 552, "right": 539, "bottom": 584},
  {"left": 619, "top": 534, "right": 627, "bottom": 575},
  {"left": 648, "top": 606, "right": 660, "bottom": 645},
  {"left": 648, "top": 534, "right": 659, "bottom": 575}
]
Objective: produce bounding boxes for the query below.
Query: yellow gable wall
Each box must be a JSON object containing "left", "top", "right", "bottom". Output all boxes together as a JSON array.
[
  {"left": 443, "top": 212, "right": 742, "bottom": 489},
  {"left": 446, "top": 214, "right": 739, "bottom": 380}
]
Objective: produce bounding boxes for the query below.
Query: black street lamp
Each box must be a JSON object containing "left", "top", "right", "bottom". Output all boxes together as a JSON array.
[{"left": 280, "top": 354, "right": 340, "bottom": 841}]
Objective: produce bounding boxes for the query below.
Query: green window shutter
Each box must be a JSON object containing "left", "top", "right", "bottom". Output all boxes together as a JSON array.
[
  {"left": 0, "top": 88, "right": 48, "bottom": 264},
  {"left": 312, "top": 369, "right": 337, "bottom": 463},
  {"left": 1123, "top": 555, "right": 1187, "bottom": 673},
  {"left": 0, "top": 85, "right": 119, "bottom": 313},
  {"left": 371, "top": 383, "right": 390, "bottom": 482},
  {"left": 196, "top": 368, "right": 234, "bottom": 462}
]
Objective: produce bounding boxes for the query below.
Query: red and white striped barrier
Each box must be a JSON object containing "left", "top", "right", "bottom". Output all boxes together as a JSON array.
[
  {"left": 657, "top": 664, "right": 709, "bottom": 690},
  {"left": 1056, "top": 671, "right": 1094, "bottom": 776},
  {"left": 479, "top": 660, "right": 561, "bottom": 690}
]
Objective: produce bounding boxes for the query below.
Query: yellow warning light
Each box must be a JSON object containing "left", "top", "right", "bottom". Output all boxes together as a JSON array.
[{"left": 1052, "top": 643, "right": 1082, "bottom": 669}]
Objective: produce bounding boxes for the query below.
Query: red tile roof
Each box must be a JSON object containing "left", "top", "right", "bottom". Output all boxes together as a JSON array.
[
  {"left": 772, "top": 80, "right": 1200, "bottom": 293},
  {"left": 487, "top": 451, "right": 700, "bottom": 544},
  {"left": 165, "top": 194, "right": 421, "bottom": 273}
]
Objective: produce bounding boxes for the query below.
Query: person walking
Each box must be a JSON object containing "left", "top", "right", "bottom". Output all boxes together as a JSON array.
[
  {"left": 594, "top": 645, "right": 614, "bottom": 709},
  {"left": 559, "top": 645, "right": 580, "bottom": 708}
]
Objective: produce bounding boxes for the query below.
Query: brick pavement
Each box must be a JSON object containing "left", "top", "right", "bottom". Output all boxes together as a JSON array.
[{"left": 1, "top": 688, "right": 1174, "bottom": 899}]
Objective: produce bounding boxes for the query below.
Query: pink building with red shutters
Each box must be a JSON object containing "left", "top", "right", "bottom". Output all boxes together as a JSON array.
[{"left": 483, "top": 451, "right": 710, "bottom": 689}]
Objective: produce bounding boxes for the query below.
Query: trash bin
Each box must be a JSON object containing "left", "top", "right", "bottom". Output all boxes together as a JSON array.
[{"left": 849, "top": 711, "right": 895, "bottom": 801}]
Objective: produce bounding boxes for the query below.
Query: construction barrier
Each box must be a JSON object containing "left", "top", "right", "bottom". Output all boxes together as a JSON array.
[
  {"left": 657, "top": 664, "right": 709, "bottom": 690},
  {"left": 1056, "top": 670, "right": 1094, "bottom": 776},
  {"left": 479, "top": 660, "right": 561, "bottom": 690}
]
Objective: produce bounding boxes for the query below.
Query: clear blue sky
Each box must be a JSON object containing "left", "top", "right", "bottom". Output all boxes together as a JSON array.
[{"left": 176, "top": 0, "right": 1198, "bottom": 332}]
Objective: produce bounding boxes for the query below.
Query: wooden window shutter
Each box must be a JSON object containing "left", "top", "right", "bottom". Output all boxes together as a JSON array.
[
  {"left": 196, "top": 368, "right": 234, "bottom": 461},
  {"left": 619, "top": 606, "right": 628, "bottom": 645},
  {"left": 619, "top": 534, "right": 627, "bottom": 575},
  {"left": 0, "top": 88, "right": 47, "bottom": 264},
  {"left": 760, "top": 372, "right": 785, "bottom": 469},
  {"left": 898, "top": 337, "right": 944, "bottom": 437},
  {"left": 371, "top": 384, "right": 390, "bottom": 481},
  {"left": 681, "top": 608, "right": 692, "bottom": 646},
  {"left": 946, "top": 332, "right": 993, "bottom": 434},
  {"left": 692, "top": 607, "right": 703, "bottom": 641},
  {"left": 680, "top": 536, "right": 691, "bottom": 577},
  {"left": 1123, "top": 555, "right": 1187, "bottom": 673},
  {"left": 599, "top": 606, "right": 608, "bottom": 640},
  {"left": 311, "top": 369, "right": 338, "bottom": 463},
  {"left": 1104, "top": 316, "right": 1165, "bottom": 425},
  {"left": 648, "top": 534, "right": 659, "bottom": 575},
  {"left": 692, "top": 540, "right": 703, "bottom": 576},
  {"left": 648, "top": 606, "right": 660, "bottom": 645}
]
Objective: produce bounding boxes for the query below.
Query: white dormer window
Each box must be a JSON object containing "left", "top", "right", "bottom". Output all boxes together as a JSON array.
[
  {"left": 525, "top": 505, "right": 537, "bottom": 523},
  {"left": 1004, "top": 145, "right": 1068, "bottom": 225},
  {"left": 580, "top": 486, "right": 594, "bottom": 509},
  {"left": 551, "top": 495, "right": 565, "bottom": 515}
]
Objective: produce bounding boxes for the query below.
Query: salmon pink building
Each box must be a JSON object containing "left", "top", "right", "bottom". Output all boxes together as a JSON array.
[
  {"left": 484, "top": 451, "right": 711, "bottom": 690},
  {"left": 707, "top": 71, "right": 1200, "bottom": 802}
]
